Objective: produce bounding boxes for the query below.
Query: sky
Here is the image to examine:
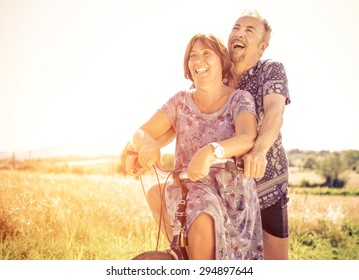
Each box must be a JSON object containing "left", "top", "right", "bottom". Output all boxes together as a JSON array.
[{"left": 1, "top": 0, "right": 359, "bottom": 156}]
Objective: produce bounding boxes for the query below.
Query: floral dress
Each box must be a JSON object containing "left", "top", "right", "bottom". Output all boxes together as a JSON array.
[{"left": 160, "top": 89, "right": 263, "bottom": 260}]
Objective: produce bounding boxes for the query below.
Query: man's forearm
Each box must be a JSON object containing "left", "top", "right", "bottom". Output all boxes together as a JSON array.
[{"left": 252, "top": 114, "right": 283, "bottom": 155}]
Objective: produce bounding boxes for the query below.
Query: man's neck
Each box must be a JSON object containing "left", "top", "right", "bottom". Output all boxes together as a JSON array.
[
  {"left": 232, "top": 59, "right": 259, "bottom": 79},
  {"left": 228, "top": 59, "right": 260, "bottom": 88}
]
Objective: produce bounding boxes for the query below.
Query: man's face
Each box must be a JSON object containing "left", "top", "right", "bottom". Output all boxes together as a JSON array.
[{"left": 228, "top": 16, "right": 267, "bottom": 65}]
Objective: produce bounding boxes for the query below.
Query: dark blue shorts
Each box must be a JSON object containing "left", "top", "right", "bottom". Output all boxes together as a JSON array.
[{"left": 260, "top": 193, "right": 289, "bottom": 238}]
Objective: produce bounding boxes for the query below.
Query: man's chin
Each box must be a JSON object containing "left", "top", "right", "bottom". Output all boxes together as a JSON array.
[{"left": 230, "top": 55, "right": 244, "bottom": 64}]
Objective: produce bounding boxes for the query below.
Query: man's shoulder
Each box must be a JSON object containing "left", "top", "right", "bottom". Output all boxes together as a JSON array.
[
  {"left": 258, "top": 59, "right": 286, "bottom": 69},
  {"left": 255, "top": 59, "right": 288, "bottom": 79}
]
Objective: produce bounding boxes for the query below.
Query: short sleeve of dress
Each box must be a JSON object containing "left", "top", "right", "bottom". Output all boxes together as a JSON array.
[
  {"left": 261, "top": 61, "right": 291, "bottom": 105},
  {"left": 159, "top": 91, "right": 185, "bottom": 128},
  {"left": 231, "top": 90, "right": 257, "bottom": 119}
]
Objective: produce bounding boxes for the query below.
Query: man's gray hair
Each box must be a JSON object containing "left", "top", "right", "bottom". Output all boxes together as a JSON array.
[{"left": 241, "top": 9, "right": 272, "bottom": 44}]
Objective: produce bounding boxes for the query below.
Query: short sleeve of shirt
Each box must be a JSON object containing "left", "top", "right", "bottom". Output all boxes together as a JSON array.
[{"left": 261, "top": 61, "right": 291, "bottom": 105}]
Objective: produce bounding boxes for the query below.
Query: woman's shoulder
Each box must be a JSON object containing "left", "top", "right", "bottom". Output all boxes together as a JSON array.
[
  {"left": 231, "top": 88, "right": 254, "bottom": 101},
  {"left": 167, "top": 90, "right": 188, "bottom": 101}
]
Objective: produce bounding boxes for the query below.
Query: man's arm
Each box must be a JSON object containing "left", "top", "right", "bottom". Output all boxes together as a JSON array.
[{"left": 243, "top": 94, "right": 286, "bottom": 178}]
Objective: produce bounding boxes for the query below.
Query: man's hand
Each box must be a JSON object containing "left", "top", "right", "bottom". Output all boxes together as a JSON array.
[{"left": 243, "top": 150, "right": 267, "bottom": 178}]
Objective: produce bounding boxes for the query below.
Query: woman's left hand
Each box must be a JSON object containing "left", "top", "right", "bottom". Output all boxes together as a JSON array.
[{"left": 187, "top": 145, "right": 213, "bottom": 181}]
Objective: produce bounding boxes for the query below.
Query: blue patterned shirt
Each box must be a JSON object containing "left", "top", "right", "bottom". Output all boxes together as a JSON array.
[{"left": 235, "top": 59, "right": 291, "bottom": 209}]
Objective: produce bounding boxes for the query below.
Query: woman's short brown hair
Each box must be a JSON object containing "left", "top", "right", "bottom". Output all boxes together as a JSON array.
[{"left": 183, "top": 33, "right": 231, "bottom": 82}]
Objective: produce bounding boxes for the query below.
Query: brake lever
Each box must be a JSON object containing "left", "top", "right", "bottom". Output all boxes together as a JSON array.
[{"left": 225, "top": 157, "right": 244, "bottom": 174}]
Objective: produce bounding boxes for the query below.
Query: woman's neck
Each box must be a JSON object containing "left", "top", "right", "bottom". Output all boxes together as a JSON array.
[{"left": 192, "top": 82, "right": 233, "bottom": 114}]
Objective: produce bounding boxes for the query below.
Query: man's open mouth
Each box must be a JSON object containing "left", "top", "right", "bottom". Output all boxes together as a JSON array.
[{"left": 233, "top": 41, "right": 245, "bottom": 49}]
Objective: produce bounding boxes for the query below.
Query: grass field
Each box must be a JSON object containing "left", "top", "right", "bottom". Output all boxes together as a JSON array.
[{"left": 1, "top": 169, "right": 358, "bottom": 260}]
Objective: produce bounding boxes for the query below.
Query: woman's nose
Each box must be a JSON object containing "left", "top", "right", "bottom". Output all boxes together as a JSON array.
[{"left": 195, "top": 59, "right": 204, "bottom": 64}]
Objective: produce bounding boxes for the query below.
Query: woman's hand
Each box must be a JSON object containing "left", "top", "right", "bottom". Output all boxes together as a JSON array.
[
  {"left": 187, "top": 145, "right": 214, "bottom": 181},
  {"left": 137, "top": 144, "right": 161, "bottom": 171},
  {"left": 125, "top": 154, "right": 140, "bottom": 175}
]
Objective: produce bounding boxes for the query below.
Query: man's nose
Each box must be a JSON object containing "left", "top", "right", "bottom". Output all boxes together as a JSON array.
[{"left": 234, "top": 28, "right": 245, "bottom": 37}]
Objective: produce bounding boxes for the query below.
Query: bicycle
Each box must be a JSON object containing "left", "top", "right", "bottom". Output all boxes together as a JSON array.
[{"left": 126, "top": 151, "right": 244, "bottom": 260}]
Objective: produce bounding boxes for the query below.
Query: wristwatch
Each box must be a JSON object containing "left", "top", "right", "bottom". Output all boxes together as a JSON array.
[{"left": 209, "top": 142, "right": 225, "bottom": 159}]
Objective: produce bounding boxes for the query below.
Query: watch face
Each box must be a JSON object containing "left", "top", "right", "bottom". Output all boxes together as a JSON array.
[{"left": 214, "top": 146, "right": 225, "bottom": 158}]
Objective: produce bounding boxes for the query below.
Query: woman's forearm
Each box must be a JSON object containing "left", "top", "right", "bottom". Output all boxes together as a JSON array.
[{"left": 132, "top": 128, "right": 159, "bottom": 151}]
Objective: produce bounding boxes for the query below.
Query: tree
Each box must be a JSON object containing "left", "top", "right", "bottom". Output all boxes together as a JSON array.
[
  {"left": 342, "top": 150, "right": 359, "bottom": 172},
  {"left": 161, "top": 153, "right": 175, "bottom": 171},
  {"left": 303, "top": 156, "right": 318, "bottom": 170},
  {"left": 118, "top": 141, "right": 135, "bottom": 175},
  {"left": 316, "top": 152, "right": 349, "bottom": 188}
]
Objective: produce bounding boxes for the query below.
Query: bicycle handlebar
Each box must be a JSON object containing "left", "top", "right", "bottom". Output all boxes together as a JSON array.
[{"left": 126, "top": 150, "right": 244, "bottom": 179}]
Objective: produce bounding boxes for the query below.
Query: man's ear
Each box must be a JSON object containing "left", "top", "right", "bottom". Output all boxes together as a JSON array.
[{"left": 259, "top": 40, "right": 269, "bottom": 55}]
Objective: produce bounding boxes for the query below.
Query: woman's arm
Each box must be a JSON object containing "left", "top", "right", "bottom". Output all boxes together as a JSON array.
[
  {"left": 155, "top": 127, "right": 176, "bottom": 148},
  {"left": 131, "top": 110, "right": 173, "bottom": 171},
  {"left": 187, "top": 112, "right": 257, "bottom": 181}
]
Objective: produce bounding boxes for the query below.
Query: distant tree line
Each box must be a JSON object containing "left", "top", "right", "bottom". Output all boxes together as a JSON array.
[
  {"left": 119, "top": 145, "right": 359, "bottom": 189},
  {"left": 287, "top": 149, "right": 359, "bottom": 188}
]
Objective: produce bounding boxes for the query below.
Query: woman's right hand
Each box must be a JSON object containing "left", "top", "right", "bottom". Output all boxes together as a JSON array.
[{"left": 137, "top": 145, "right": 161, "bottom": 171}]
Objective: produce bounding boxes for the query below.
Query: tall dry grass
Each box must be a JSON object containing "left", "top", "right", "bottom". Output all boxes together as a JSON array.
[
  {"left": 0, "top": 171, "right": 168, "bottom": 259},
  {"left": 1, "top": 170, "right": 358, "bottom": 260}
]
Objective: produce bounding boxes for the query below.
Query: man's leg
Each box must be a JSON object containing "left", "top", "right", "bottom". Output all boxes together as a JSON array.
[
  {"left": 263, "top": 231, "right": 288, "bottom": 260},
  {"left": 261, "top": 194, "right": 289, "bottom": 260}
]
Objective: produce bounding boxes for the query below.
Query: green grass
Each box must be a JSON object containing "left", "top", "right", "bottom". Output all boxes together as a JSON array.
[
  {"left": 1, "top": 170, "right": 358, "bottom": 260},
  {"left": 289, "top": 218, "right": 359, "bottom": 259},
  {"left": 289, "top": 187, "right": 359, "bottom": 196}
]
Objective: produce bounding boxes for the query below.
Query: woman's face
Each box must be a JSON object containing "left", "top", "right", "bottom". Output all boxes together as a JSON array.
[{"left": 188, "top": 40, "right": 223, "bottom": 86}]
